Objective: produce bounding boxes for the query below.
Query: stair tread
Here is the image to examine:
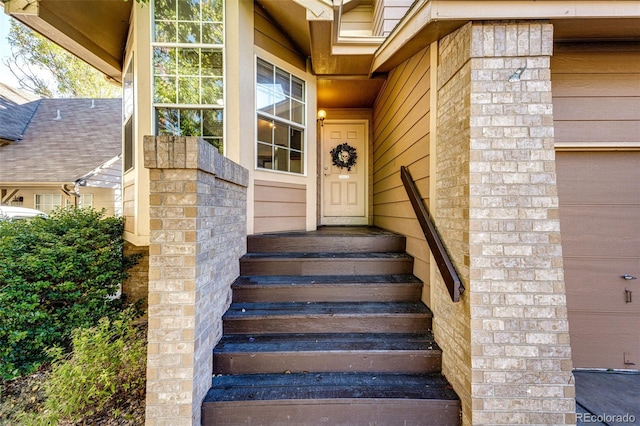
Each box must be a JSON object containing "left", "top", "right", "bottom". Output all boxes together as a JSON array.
[
  {"left": 223, "top": 302, "right": 432, "bottom": 318},
  {"left": 242, "top": 252, "right": 412, "bottom": 259},
  {"left": 250, "top": 227, "right": 400, "bottom": 238},
  {"left": 205, "top": 228, "right": 460, "bottom": 423},
  {"left": 215, "top": 333, "right": 440, "bottom": 353},
  {"left": 205, "top": 372, "right": 459, "bottom": 402},
  {"left": 233, "top": 274, "right": 422, "bottom": 286}
]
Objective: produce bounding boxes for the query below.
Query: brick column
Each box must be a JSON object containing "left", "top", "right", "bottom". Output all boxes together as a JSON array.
[
  {"left": 144, "top": 136, "right": 248, "bottom": 425},
  {"left": 435, "top": 22, "right": 575, "bottom": 425}
]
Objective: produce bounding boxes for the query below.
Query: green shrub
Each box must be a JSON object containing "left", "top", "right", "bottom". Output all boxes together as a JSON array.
[
  {"left": 42, "top": 309, "right": 147, "bottom": 423},
  {"left": 0, "top": 208, "right": 139, "bottom": 379}
]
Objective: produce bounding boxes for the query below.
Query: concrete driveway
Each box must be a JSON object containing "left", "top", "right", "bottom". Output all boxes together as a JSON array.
[{"left": 574, "top": 369, "right": 639, "bottom": 425}]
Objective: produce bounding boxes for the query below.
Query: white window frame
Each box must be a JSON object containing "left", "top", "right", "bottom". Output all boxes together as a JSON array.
[
  {"left": 66, "top": 194, "right": 94, "bottom": 209},
  {"left": 151, "top": 0, "right": 226, "bottom": 153},
  {"left": 35, "top": 194, "right": 62, "bottom": 214},
  {"left": 123, "top": 55, "right": 135, "bottom": 172},
  {"left": 254, "top": 55, "right": 307, "bottom": 176}
]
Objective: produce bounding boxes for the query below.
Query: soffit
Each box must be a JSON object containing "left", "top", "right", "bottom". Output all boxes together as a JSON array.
[
  {"left": 257, "top": 0, "right": 384, "bottom": 108},
  {"left": 255, "top": 0, "right": 312, "bottom": 58},
  {"left": 2, "top": 0, "right": 131, "bottom": 83},
  {"left": 373, "top": 0, "right": 640, "bottom": 73}
]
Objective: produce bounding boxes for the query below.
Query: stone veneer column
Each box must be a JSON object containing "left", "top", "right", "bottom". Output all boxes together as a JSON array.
[
  {"left": 435, "top": 22, "right": 575, "bottom": 425},
  {"left": 143, "top": 136, "right": 248, "bottom": 425}
]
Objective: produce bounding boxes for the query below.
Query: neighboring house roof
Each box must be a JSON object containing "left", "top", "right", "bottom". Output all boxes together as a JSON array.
[
  {"left": 0, "top": 90, "right": 122, "bottom": 185},
  {"left": 0, "top": 83, "right": 40, "bottom": 145}
]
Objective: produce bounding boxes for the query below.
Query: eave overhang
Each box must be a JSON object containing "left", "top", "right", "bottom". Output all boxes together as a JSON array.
[
  {"left": 373, "top": 0, "right": 640, "bottom": 74},
  {"left": 2, "top": 0, "right": 132, "bottom": 84}
]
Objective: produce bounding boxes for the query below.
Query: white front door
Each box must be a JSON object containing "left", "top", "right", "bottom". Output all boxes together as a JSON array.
[{"left": 320, "top": 121, "right": 368, "bottom": 225}]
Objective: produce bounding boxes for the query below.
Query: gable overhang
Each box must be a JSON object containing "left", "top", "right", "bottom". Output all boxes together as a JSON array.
[
  {"left": 2, "top": 0, "right": 132, "bottom": 84},
  {"left": 372, "top": 0, "right": 640, "bottom": 74},
  {"left": 3, "top": 0, "right": 638, "bottom": 109},
  {"left": 258, "top": 0, "right": 386, "bottom": 108}
]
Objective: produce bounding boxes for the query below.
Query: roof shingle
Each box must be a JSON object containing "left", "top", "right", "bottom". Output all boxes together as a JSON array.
[
  {"left": 0, "top": 83, "right": 40, "bottom": 143},
  {"left": 0, "top": 94, "right": 121, "bottom": 183}
]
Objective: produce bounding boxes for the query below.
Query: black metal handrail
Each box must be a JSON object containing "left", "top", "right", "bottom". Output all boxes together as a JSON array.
[{"left": 400, "top": 166, "right": 464, "bottom": 302}]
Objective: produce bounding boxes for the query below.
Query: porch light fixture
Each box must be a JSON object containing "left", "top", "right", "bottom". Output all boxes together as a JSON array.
[
  {"left": 508, "top": 65, "right": 527, "bottom": 82},
  {"left": 317, "top": 109, "right": 326, "bottom": 127}
]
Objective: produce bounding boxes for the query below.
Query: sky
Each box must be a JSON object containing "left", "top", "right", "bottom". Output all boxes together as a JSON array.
[{"left": 0, "top": 10, "right": 20, "bottom": 87}]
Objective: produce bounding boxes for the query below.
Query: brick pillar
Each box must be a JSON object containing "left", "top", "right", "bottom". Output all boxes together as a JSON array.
[
  {"left": 435, "top": 22, "right": 575, "bottom": 425},
  {"left": 144, "top": 136, "right": 248, "bottom": 425}
]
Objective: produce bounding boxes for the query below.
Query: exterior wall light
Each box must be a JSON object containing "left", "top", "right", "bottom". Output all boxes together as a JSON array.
[{"left": 317, "top": 109, "right": 326, "bottom": 126}]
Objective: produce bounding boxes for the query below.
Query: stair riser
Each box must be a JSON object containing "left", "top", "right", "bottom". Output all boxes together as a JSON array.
[
  {"left": 205, "top": 228, "right": 461, "bottom": 425},
  {"left": 247, "top": 235, "right": 406, "bottom": 253},
  {"left": 232, "top": 284, "right": 421, "bottom": 303},
  {"left": 240, "top": 258, "right": 414, "bottom": 276},
  {"left": 223, "top": 317, "right": 431, "bottom": 334},
  {"left": 203, "top": 399, "right": 461, "bottom": 426},
  {"left": 214, "top": 351, "right": 441, "bottom": 374}
]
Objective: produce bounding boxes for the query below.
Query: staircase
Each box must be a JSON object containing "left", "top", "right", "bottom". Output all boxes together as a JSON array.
[{"left": 202, "top": 227, "right": 461, "bottom": 425}]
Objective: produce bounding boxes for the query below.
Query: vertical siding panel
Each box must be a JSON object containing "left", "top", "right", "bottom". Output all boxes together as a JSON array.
[{"left": 373, "top": 46, "right": 432, "bottom": 290}]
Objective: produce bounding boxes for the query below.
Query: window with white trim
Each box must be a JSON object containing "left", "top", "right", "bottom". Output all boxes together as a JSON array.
[
  {"left": 152, "top": 0, "right": 224, "bottom": 153},
  {"left": 256, "top": 57, "right": 305, "bottom": 174},
  {"left": 66, "top": 194, "right": 94, "bottom": 209},
  {"left": 123, "top": 56, "right": 134, "bottom": 172},
  {"left": 35, "top": 194, "right": 62, "bottom": 214}
]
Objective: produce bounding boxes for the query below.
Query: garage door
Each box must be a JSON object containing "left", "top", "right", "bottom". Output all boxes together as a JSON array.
[{"left": 556, "top": 151, "right": 640, "bottom": 369}]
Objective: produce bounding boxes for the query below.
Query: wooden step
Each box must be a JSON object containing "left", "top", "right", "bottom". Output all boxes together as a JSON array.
[
  {"left": 247, "top": 227, "right": 406, "bottom": 253},
  {"left": 214, "top": 332, "right": 442, "bottom": 374},
  {"left": 240, "top": 252, "right": 414, "bottom": 276},
  {"left": 204, "top": 227, "right": 460, "bottom": 424},
  {"left": 202, "top": 372, "right": 461, "bottom": 425},
  {"left": 222, "top": 302, "right": 432, "bottom": 334},
  {"left": 231, "top": 274, "right": 422, "bottom": 302}
]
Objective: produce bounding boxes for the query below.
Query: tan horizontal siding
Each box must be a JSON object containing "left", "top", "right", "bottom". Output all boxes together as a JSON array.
[
  {"left": 123, "top": 180, "right": 135, "bottom": 233},
  {"left": 553, "top": 97, "right": 640, "bottom": 121},
  {"left": 555, "top": 121, "right": 640, "bottom": 143},
  {"left": 552, "top": 46, "right": 640, "bottom": 146},
  {"left": 254, "top": 180, "right": 306, "bottom": 233},
  {"left": 552, "top": 73, "right": 640, "bottom": 97},
  {"left": 373, "top": 46, "right": 433, "bottom": 287},
  {"left": 552, "top": 50, "right": 640, "bottom": 74},
  {"left": 341, "top": 5, "right": 373, "bottom": 34},
  {"left": 373, "top": 0, "right": 413, "bottom": 36}
]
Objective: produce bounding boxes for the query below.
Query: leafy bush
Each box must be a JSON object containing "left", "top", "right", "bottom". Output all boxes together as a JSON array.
[
  {"left": 0, "top": 309, "right": 146, "bottom": 426},
  {"left": 42, "top": 309, "right": 146, "bottom": 423},
  {"left": 0, "top": 208, "right": 139, "bottom": 379}
]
